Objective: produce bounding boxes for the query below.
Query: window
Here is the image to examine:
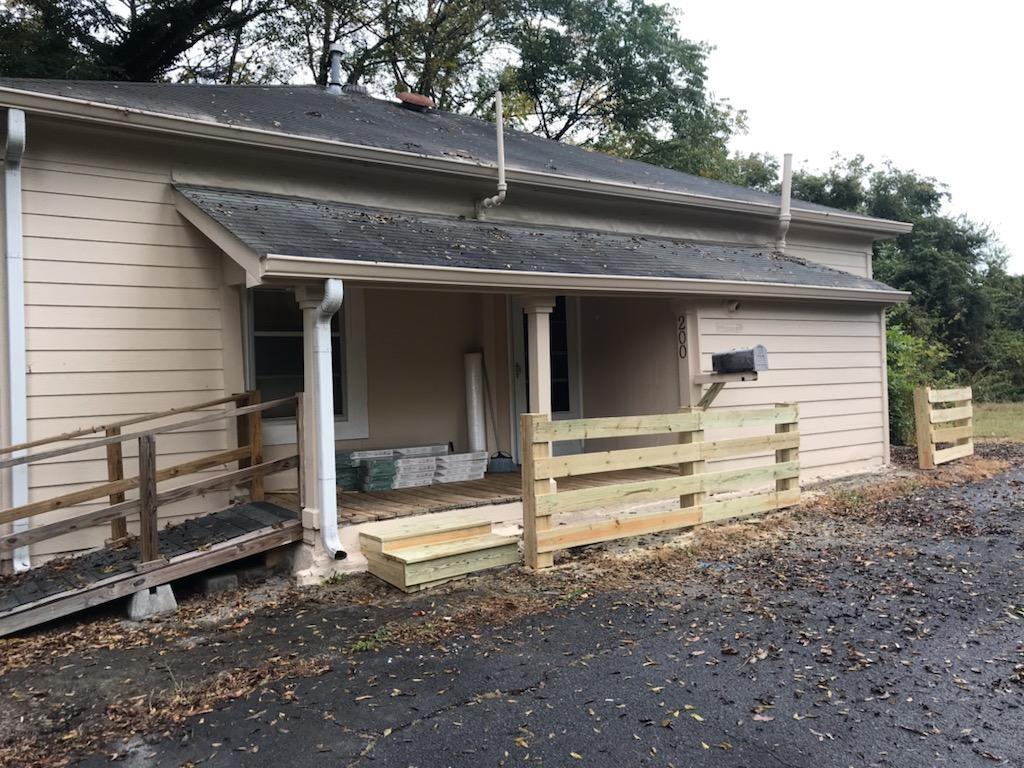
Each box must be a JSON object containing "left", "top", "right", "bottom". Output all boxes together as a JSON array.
[{"left": 251, "top": 289, "right": 345, "bottom": 419}]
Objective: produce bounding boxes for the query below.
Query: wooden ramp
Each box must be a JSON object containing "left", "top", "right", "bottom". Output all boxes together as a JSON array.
[
  {"left": 0, "top": 502, "right": 300, "bottom": 637},
  {"left": 0, "top": 391, "right": 305, "bottom": 637}
]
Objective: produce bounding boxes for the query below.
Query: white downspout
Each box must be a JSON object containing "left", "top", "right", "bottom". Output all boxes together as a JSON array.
[
  {"left": 476, "top": 90, "right": 506, "bottom": 217},
  {"left": 313, "top": 278, "right": 346, "bottom": 559},
  {"left": 776, "top": 152, "right": 793, "bottom": 254},
  {"left": 3, "top": 109, "right": 29, "bottom": 572}
]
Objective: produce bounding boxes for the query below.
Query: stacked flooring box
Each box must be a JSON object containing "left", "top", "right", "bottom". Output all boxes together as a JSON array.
[{"left": 337, "top": 445, "right": 487, "bottom": 492}]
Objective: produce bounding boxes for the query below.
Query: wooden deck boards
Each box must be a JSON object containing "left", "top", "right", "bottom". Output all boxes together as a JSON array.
[
  {"left": 0, "top": 501, "right": 300, "bottom": 637},
  {"left": 269, "top": 467, "right": 676, "bottom": 526}
]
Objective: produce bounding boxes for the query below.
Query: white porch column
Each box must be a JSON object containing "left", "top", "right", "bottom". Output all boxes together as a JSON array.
[
  {"left": 520, "top": 295, "right": 557, "bottom": 569},
  {"left": 295, "top": 280, "right": 346, "bottom": 559},
  {"left": 522, "top": 295, "right": 556, "bottom": 415}
]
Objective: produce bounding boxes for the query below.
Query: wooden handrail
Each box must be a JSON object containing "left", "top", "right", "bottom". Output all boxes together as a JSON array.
[
  {"left": 0, "top": 388, "right": 305, "bottom": 573},
  {"left": 0, "top": 393, "right": 248, "bottom": 456},
  {"left": 0, "top": 455, "right": 299, "bottom": 553},
  {"left": 0, "top": 395, "right": 296, "bottom": 471},
  {"left": 0, "top": 446, "right": 252, "bottom": 527}
]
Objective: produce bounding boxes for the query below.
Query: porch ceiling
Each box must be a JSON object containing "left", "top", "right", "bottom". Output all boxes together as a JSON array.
[{"left": 173, "top": 183, "right": 908, "bottom": 303}]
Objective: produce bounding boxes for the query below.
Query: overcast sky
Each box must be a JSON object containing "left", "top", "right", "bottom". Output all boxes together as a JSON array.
[{"left": 674, "top": 1, "right": 1023, "bottom": 274}]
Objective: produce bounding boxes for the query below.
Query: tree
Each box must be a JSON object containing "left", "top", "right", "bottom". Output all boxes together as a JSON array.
[
  {"left": 0, "top": 0, "right": 274, "bottom": 82},
  {"left": 497, "top": 0, "right": 738, "bottom": 177},
  {"left": 788, "top": 155, "right": 1024, "bottom": 433}
]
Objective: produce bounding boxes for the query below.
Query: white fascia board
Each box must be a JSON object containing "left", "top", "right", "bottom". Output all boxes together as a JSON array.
[
  {"left": 261, "top": 253, "right": 910, "bottom": 305},
  {"left": 0, "top": 86, "right": 912, "bottom": 237}
]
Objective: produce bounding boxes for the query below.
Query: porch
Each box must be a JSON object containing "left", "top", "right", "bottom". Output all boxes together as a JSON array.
[{"left": 272, "top": 467, "right": 677, "bottom": 525}]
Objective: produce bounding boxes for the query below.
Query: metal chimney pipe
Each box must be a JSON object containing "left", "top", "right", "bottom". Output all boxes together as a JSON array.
[
  {"left": 327, "top": 43, "right": 343, "bottom": 94},
  {"left": 776, "top": 153, "right": 793, "bottom": 254}
]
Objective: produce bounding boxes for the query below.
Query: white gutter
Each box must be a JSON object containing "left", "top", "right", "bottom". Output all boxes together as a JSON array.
[
  {"left": 0, "top": 86, "right": 913, "bottom": 237},
  {"left": 3, "top": 108, "right": 29, "bottom": 571},
  {"left": 262, "top": 253, "right": 910, "bottom": 305},
  {"left": 313, "top": 279, "right": 345, "bottom": 559}
]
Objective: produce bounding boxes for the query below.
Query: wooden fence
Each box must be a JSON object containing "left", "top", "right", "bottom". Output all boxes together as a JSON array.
[
  {"left": 0, "top": 391, "right": 301, "bottom": 569},
  {"left": 913, "top": 386, "right": 974, "bottom": 469},
  {"left": 520, "top": 404, "right": 800, "bottom": 569}
]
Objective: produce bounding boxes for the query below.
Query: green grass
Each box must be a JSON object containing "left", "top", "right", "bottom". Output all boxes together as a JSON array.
[{"left": 973, "top": 402, "right": 1024, "bottom": 441}]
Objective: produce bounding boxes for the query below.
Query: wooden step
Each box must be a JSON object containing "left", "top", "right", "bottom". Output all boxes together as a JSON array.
[
  {"left": 358, "top": 516, "right": 492, "bottom": 555},
  {"left": 385, "top": 533, "right": 518, "bottom": 564},
  {"left": 365, "top": 533, "right": 520, "bottom": 592}
]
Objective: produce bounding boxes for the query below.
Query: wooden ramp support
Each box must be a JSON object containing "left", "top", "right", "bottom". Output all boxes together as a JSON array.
[
  {"left": 359, "top": 518, "right": 519, "bottom": 592},
  {"left": 914, "top": 386, "right": 974, "bottom": 469}
]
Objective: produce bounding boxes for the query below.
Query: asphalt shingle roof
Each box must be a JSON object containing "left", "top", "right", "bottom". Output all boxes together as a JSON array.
[
  {"left": 175, "top": 184, "right": 901, "bottom": 294},
  {"left": 0, "top": 78, "right": 890, "bottom": 226}
]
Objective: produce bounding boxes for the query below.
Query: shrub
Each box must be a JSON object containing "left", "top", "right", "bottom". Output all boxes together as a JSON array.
[{"left": 886, "top": 323, "right": 956, "bottom": 445}]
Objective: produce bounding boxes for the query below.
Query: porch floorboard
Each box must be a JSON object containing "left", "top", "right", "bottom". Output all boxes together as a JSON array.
[{"left": 268, "top": 467, "right": 676, "bottom": 524}]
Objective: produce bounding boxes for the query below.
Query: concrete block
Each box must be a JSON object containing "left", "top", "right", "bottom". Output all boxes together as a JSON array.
[
  {"left": 301, "top": 507, "right": 321, "bottom": 530},
  {"left": 126, "top": 584, "right": 177, "bottom": 621},
  {"left": 201, "top": 573, "right": 239, "bottom": 594}
]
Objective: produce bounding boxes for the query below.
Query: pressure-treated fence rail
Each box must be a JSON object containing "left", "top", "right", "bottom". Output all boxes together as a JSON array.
[
  {"left": 913, "top": 386, "right": 973, "bottom": 469},
  {"left": 520, "top": 404, "right": 800, "bottom": 569},
  {"left": 0, "top": 391, "right": 301, "bottom": 569}
]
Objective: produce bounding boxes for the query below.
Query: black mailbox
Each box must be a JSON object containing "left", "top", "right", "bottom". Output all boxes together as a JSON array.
[{"left": 712, "top": 345, "right": 769, "bottom": 375}]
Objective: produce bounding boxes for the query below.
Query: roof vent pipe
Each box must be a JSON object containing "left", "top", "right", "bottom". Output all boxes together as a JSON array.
[
  {"left": 475, "top": 90, "right": 506, "bottom": 218},
  {"left": 776, "top": 152, "right": 793, "bottom": 254},
  {"left": 327, "top": 43, "right": 343, "bottom": 95}
]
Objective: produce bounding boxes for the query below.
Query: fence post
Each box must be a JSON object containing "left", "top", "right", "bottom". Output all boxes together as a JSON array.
[
  {"left": 247, "top": 391, "right": 264, "bottom": 502},
  {"left": 105, "top": 426, "right": 128, "bottom": 542},
  {"left": 913, "top": 387, "right": 935, "bottom": 469},
  {"left": 775, "top": 403, "right": 800, "bottom": 494},
  {"left": 521, "top": 412, "right": 554, "bottom": 570},
  {"left": 678, "top": 406, "right": 705, "bottom": 520},
  {"left": 137, "top": 434, "right": 160, "bottom": 565}
]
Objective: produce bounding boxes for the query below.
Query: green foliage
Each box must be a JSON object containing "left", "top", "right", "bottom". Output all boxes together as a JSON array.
[
  {"left": 786, "top": 155, "right": 1024, "bottom": 419},
  {"left": 885, "top": 324, "right": 955, "bottom": 445},
  {"left": 0, "top": 0, "right": 275, "bottom": 82},
  {"left": 501, "top": 0, "right": 734, "bottom": 162},
  {"left": 351, "top": 626, "right": 392, "bottom": 652}
]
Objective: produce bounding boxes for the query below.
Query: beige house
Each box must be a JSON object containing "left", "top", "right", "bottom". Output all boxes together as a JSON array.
[{"left": 0, "top": 77, "right": 910, "bottom": 574}]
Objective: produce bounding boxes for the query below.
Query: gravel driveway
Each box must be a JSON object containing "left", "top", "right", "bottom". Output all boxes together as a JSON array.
[{"left": 2, "top": 444, "right": 1022, "bottom": 767}]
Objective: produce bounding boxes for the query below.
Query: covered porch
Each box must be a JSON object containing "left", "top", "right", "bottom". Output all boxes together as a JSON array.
[{"left": 171, "top": 183, "right": 901, "bottom": 577}]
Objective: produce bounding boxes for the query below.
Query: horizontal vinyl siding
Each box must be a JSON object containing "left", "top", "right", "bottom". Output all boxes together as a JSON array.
[
  {"left": 20, "top": 154, "right": 235, "bottom": 560},
  {"left": 786, "top": 242, "right": 872, "bottom": 278},
  {"left": 699, "top": 300, "right": 886, "bottom": 480}
]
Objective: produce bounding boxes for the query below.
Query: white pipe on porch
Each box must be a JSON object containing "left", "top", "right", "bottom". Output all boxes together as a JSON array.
[
  {"left": 464, "top": 352, "right": 487, "bottom": 452},
  {"left": 310, "top": 279, "right": 346, "bottom": 559},
  {"left": 4, "top": 108, "right": 29, "bottom": 572}
]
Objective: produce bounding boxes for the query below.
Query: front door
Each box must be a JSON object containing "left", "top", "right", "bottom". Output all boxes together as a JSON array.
[{"left": 511, "top": 296, "right": 583, "bottom": 459}]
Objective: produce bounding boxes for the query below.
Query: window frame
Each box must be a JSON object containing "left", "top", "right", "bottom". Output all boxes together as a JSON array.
[{"left": 244, "top": 285, "right": 369, "bottom": 446}]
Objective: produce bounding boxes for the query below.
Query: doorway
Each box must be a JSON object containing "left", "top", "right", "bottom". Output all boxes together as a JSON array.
[{"left": 510, "top": 296, "right": 584, "bottom": 459}]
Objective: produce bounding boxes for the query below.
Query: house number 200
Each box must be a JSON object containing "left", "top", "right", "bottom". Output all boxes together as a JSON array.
[{"left": 677, "top": 315, "right": 687, "bottom": 359}]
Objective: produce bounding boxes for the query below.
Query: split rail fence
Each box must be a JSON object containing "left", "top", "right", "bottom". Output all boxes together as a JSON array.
[
  {"left": 0, "top": 391, "right": 301, "bottom": 569},
  {"left": 913, "top": 386, "right": 974, "bottom": 469},
  {"left": 520, "top": 404, "right": 800, "bottom": 569}
]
